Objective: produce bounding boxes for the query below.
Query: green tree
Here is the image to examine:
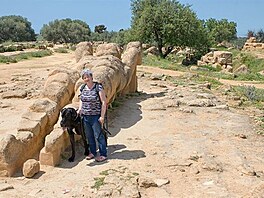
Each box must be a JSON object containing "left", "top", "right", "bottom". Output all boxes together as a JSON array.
[
  {"left": 0, "top": 15, "right": 36, "bottom": 43},
  {"left": 110, "top": 29, "right": 135, "bottom": 46},
  {"left": 205, "top": 18, "right": 237, "bottom": 43},
  {"left": 130, "top": 0, "right": 210, "bottom": 58},
  {"left": 256, "top": 29, "right": 264, "bottom": 43},
  {"left": 40, "top": 18, "right": 91, "bottom": 43},
  {"left": 94, "top": 25, "right": 107, "bottom": 33},
  {"left": 247, "top": 30, "right": 254, "bottom": 39}
]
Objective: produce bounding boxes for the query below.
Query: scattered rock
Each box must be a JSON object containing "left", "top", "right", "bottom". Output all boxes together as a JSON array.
[
  {"left": 154, "top": 179, "right": 170, "bottom": 187},
  {"left": 0, "top": 182, "right": 14, "bottom": 192},
  {"left": 179, "top": 108, "right": 194, "bottom": 113},
  {"left": 1, "top": 90, "right": 27, "bottom": 99},
  {"left": 23, "top": 159, "right": 40, "bottom": 178},
  {"left": 189, "top": 167, "right": 200, "bottom": 175},
  {"left": 28, "top": 189, "right": 42, "bottom": 197},
  {"left": 198, "top": 82, "right": 211, "bottom": 89},
  {"left": 213, "top": 104, "right": 229, "bottom": 110},
  {"left": 150, "top": 73, "right": 164, "bottom": 80},
  {"left": 196, "top": 93, "right": 216, "bottom": 99},
  {"left": 139, "top": 177, "right": 158, "bottom": 188},
  {"left": 187, "top": 99, "right": 216, "bottom": 107},
  {"left": 158, "top": 84, "right": 167, "bottom": 88},
  {"left": 258, "top": 70, "right": 264, "bottom": 76},
  {"left": 150, "top": 82, "right": 157, "bottom": 86},
  {"left": 201, "top": 159, "right": 223, "bottom": 172},
  {"left": 235, "top": 134, "right": 247, "bottom": 139},
  {"left": 237, "top": 164, "right": 256, "bottom": 176},
  {"left": 234, "top": 64, "right": 250, "bottom": 74},
  {"left": 202, "top": 180, "right": 214, "bottom": 186}
]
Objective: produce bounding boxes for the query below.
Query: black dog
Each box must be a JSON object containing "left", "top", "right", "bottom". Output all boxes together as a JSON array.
[{"left": 60, "top": 107, "right": 89, "bottom": 162}]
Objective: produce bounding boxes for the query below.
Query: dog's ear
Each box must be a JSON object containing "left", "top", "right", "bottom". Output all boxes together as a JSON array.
[
  {"left": 71, "top": 108, "right": 77, "bottom": 118},
  {"left": 61, "top": 108, "right": 66, "bottom": 115}
]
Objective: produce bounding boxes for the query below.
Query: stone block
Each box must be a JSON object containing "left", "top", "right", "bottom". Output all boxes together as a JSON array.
[{"left": 39, "top": 148, "right": 60, "bottom": 167}]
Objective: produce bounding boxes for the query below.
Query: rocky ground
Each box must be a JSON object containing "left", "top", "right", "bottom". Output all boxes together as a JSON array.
[{"left": 0, "top": 52, "right": 264, "bottom": 198}]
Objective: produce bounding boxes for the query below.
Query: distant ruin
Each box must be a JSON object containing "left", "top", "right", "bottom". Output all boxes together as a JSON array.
[{"left": 242, "top": 37, "right": 264, "bottom": 51}]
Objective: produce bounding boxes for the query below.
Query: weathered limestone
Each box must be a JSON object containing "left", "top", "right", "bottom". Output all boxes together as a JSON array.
[
  {"left": 121, "top": 42, "right": 142, "bottom": 95},
  {"left": 42, "top": 67, "right": 79, "bottom": 109},
  {"left": 39, "top": 126, "right": 71, "bottom": 166},
  {"left": 0, "top": 97, "right": 61, "bottom": 176},
  {"left": 198, "top": 50, "right": 233, "bottom": 72},
  {"left": 75, "top": 41, "right": 93, "bottom": 63},
  {"left": 0, "top": 135, "right": 24, "bottom": 176},
  {"left": 41, "top": 41, "right": 142, "bottom": 167},
  {"left": 94, "top": 43, "right": 122, "bottom": 59},
  {"left": 242, "top": 37, "right": 264, "bottom": 51},
  {"left": 0, "top": 41, "right": 142, "bottom": 175},
  {"left": 22, "top": 159, "right": 40, "bottom": 178},
  {"left": 73, "top": 41, "right": 142, "bottom": 104},
  {"left": 144, "top": 46, "right": 159, "bottom": 56},
  {"left": 234, "top": 64, "right": 250, "bottom": 74}
]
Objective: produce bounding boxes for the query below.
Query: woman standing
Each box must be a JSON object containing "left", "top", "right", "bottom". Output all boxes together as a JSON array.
[{"left": 78, "top": 69, "right": 108, "bottom": 162}]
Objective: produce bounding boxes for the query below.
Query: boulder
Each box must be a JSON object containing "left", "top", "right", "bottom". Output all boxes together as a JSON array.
[
  {"left": 95, "top": 43, "right": 121, "bottom": 59},
  {"left": 234, "top": 64, "right": 250, "bottom": 74},
  {"left": 42, "top": 68, "right": 79, "bottom": 108},
  {"left": 213, "top": 51, "right": 232, "bottom": 65},
  {"left": 22, "top": 159, "right": 40, "bottom": 178},
  {"left": 144, "top": 46, "right": 159, "bottom": 56},
  {"left": 0, "top": 135, "right": 24, "bottom": 176},
  {"left": 75, "top": 42, "right": 93, "bottom": 63}
]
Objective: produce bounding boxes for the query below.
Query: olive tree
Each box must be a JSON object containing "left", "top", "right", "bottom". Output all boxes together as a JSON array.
[
  {"left": 94, "top": 24, "right": 107, "bottom": 33},
  {"left": 40, "top": 18, "right": 91, "bottom": 43},
  {"left": 205, "top": 18, "right": 237, "bottom": 43},
  {"left": 0, "top": 15, "right": 36, "bottom": 43},
  {"left": 130, "top": 0, "right": 210, "bottom": 58}
]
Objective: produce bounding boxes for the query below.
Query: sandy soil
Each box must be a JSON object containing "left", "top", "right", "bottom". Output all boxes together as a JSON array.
[
  {"left": 0, "top": 52, "right": 264, "bottom": 198},
  {"left": 0, "top": 52, "right": 75, "bottom": 135}
]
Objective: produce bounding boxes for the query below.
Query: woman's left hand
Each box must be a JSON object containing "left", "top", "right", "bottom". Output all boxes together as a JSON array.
[{"left": 99, "top": 116, "right": 104, "bottom": 125}]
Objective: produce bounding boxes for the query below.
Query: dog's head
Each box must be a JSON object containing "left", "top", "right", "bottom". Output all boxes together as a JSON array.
[{"left": 60, "top": 107, "right": 78, "bottom": 128}]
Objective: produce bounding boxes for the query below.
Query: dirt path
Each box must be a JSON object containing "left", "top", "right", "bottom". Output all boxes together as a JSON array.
[
  {"left": 138, "top": 65, "right": 264, "bottom": 89},
  {"left": 0, "top": 57, "right": 264, "bottom": 197}
]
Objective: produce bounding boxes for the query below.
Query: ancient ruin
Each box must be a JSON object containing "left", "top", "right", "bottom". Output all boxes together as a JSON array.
[
  {"left": 0, "top": 41, "right": 142, "bottom": 176},
  {"left": 197, "top": 50, "right": 233, "bottom": 72},
  {"left": 242, "top": 37, "right": 264, "bottom": 51}
]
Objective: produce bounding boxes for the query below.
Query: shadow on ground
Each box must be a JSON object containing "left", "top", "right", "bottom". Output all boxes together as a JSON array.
[
  {"left": 108, "top": 91, "right": 166, "bottom": 137},
  {"left": 86, "top": 143, "right": 145, "bottom": 167}
]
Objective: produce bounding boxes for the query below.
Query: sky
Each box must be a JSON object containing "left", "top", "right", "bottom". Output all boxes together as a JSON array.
[{"left": 0, "top": 0, "right": 263, "bottom": 37}]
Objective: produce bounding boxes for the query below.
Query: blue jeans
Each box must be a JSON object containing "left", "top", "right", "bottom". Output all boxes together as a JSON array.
[{"left": 83, "top": 115, "right": 107, "bottom": 157}]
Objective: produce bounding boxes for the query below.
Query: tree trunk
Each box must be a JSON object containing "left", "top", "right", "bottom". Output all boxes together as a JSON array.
[
  {"left": 163, "top": 46, "right": 173, "bottom": 58},
  {"left": 154, "top": 30, "right": 164, "bottom": 58}
]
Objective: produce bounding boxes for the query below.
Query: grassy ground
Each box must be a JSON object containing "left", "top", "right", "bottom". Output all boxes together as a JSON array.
[
  {"left": 143, "top": 49, "right": 264, "bottom": 81},
  {"left": 0, "top": 49, "right": 53, "bottom": 63},
  {"left": 143, "top": 50, "right": 264, "bottom": 112}
]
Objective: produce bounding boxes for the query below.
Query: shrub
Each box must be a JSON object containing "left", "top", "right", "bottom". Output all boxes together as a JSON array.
[
  {"left": 54, "top": 47, "right": 68, "bottom": 53},
  {"left": 0, "top": 49, "right": 52, "bottom": 63},
  {"left": 233, "top": 85, "right": 264, "bottom": 102}
]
